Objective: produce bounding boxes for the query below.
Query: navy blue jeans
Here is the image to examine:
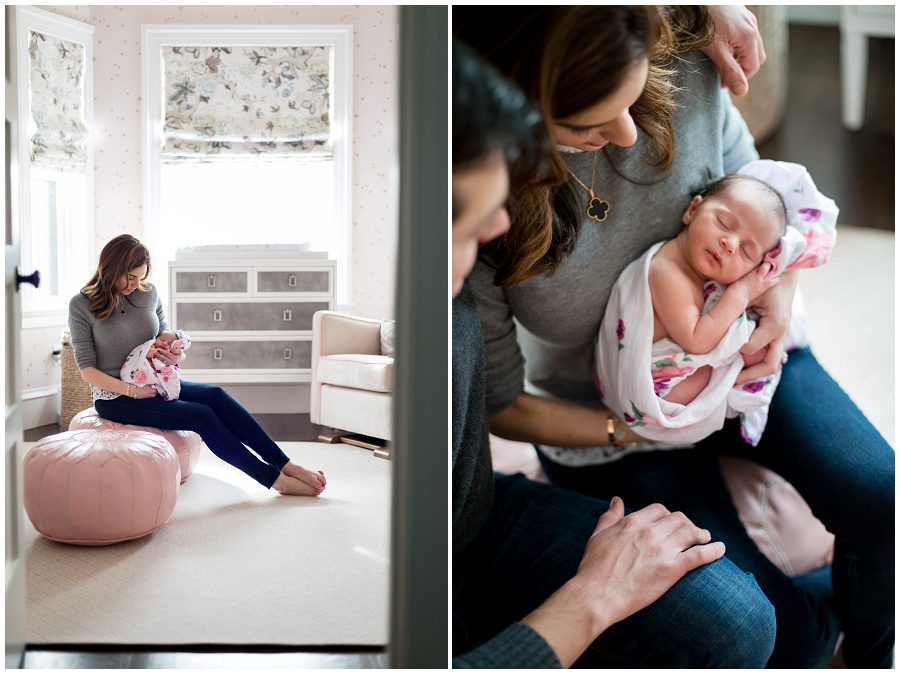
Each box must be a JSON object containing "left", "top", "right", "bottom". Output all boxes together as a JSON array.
[
  {"left": 95, "top": 380, "right": 291, "bottom": 488},
  {"left": 538, "top": 347, "right": 894, "bottom": 668},
  {"left": 454, "top": 474, "right": 776, "bottom": 667}
]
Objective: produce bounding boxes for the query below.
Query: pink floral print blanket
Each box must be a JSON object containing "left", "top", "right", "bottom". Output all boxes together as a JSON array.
[
  {"left": 595, "top": 160, "right": 838, "bottom": 446},
  {"left": 120, "top": 330, "right": 192, "bottom": 402}
]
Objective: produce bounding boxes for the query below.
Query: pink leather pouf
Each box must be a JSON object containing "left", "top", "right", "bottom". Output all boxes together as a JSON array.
[
  {"left": 24, "top": 429, "right": 181, "bottom": 546},
  {"left": 69, "top": 407, "right": 201, "bottom": 483}
]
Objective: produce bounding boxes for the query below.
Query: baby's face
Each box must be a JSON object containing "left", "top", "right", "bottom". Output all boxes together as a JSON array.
[
  {"left": 682, "top": 181, "right": 783, "bottom": 284},
  {"left": 155, "top": 332, "right": 178, "bottom": 349}
]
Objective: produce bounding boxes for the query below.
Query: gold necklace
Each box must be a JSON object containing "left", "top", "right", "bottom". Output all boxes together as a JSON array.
[{"left": 566, "top": 151, "right": 610, "bottom": 223}]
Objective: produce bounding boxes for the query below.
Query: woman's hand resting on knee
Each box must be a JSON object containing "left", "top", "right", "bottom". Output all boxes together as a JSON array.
[{"left": 522, "top": 497, "right": 725, "bottom": 667}]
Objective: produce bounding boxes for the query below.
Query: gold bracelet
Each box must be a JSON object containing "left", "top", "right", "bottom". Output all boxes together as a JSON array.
[
  {"left": 127, "top": 384, "right": 133, "bottom": 398},
  {"left": 606, "top": 412, "right": 627, "bottom": 446}
]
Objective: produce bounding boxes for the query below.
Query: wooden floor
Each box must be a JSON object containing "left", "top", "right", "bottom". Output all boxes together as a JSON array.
[
  {"left": 22, "top": 647, "right": 388, "bottom": 669},
  {"left": 21, "top": 414, "right": 389, "bottom": 669},
  {"left": 757, "top": 24, "right": 894, "bottom": 231}
]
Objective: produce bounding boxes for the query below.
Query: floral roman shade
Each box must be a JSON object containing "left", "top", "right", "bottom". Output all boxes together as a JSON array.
[
  {"left": 28, "top": 30, "right": 88, "bottom": 173},
  {"left": 162, "top": 45, "right": 333, "bottom": 162}
]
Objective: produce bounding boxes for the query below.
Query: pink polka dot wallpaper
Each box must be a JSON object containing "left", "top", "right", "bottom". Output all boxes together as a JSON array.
[{"left": 25, "top": 5, "right": 399, "bottom": 394}]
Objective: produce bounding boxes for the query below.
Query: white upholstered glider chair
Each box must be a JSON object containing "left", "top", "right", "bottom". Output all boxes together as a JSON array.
[{"left": 311, "top": 311, "right": 394, "bottom": 445}]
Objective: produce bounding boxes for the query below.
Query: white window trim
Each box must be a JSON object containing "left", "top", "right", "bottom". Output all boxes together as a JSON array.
[
  {"left": 141, "top": 24, "right": 354, "bottom": 306},
  {"left": 16, "top": 6, "right": 95, "bottom": 330}
]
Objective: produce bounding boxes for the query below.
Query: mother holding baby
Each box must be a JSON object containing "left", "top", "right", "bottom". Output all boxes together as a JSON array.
[
  {"left": 68, "top": 234, "right": 327, "bottom": 496},
  {"left": 457, "top": 5, "right": 892, "bottom": 668}
]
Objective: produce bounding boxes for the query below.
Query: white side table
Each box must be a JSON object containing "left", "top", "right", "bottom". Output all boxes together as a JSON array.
[{"left": 840, "top": 5, "right": 895, "bottom": 130}]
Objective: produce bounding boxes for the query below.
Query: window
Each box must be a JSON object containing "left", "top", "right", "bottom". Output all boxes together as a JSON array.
[
  {"left": 142, "top": 27, "right": 353, "bottom": 307},
  {"left": 15, "top": 7, "right": 94, "bottom": 327},
  {"left": 159, "top": 160, "right": 334, "bottom": 257},
  {"left": 22, "top": 169, "right": 87, "bottom": 310}
]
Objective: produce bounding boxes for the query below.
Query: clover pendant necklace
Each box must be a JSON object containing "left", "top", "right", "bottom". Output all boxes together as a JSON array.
[{"left": 566, "top": 150, "right": 610, "bottom": 223}]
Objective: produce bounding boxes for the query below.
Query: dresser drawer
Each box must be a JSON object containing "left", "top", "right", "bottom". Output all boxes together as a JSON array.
[
  {"left": 175, "top": 271, "right": 248, "bottom": 293},
  {"left": 175, "top": 301, "right": 329, "bottom": 331},
  {"left": 256, "top": 270, "right": 330, "bottom": 293},
  {"left": 186, "top": 340, "right": 312, "bottom": 370}
]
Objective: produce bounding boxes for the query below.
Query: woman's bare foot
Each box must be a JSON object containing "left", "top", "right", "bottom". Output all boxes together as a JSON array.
[
  {"left": 272, "top": 473, "right": 322, "bottom": 497},
  {"left": 281, "top": 461, "right": 327, "bottom": 490}
]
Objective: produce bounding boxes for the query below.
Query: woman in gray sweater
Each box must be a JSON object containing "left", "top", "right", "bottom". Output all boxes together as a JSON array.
[
  {"left": 452, "top": 32, "right": 776, "bottom": 670},
  {"left": 69, "top": 234, "right": 326, "bottom": 496},
  {"left": 459, "top": 5, "right": 892, "bottom": 668}
]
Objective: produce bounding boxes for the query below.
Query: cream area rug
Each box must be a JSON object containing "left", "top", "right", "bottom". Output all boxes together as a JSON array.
[{"left": 23, "top": 441, "right": 390, "bottom": 646}]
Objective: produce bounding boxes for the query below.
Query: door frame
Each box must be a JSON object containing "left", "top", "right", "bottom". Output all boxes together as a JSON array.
[
  {"left": 5, "top": 4, "right": 27, "bottom": 668},
  {"left": 388, "top": 6, "right": 448, "bottom": 668}
]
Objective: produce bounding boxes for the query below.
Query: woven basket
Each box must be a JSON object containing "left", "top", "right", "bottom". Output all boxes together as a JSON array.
[
  {"left": 730, "top": 5, "right": 788, "bottom": 145},
  {"left": 60, "top": 330, "right": 94, "bottom": 430}
]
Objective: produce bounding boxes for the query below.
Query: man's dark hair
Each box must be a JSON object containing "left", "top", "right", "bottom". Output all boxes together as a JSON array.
[{"left": 452, "top": 40, "right": 544, "bottom": 174}]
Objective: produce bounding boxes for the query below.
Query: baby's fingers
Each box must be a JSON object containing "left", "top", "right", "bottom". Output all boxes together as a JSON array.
[
  {"left": 756, "top": 262, "right": 774, "bottom": 278},
  {"left": 756, "top": 265, "right": 780, "bottom": 289},
  {"left": 763, "top": 275, "right": 781, "bottom": 290}
]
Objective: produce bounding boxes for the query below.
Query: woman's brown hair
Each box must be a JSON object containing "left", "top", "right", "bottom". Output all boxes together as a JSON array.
[
  {"left": 81, "top": 234, "right": 152, "bottom": 320},
  {"left": 455, "top": 6, "right": 715, "bottom": 287}
]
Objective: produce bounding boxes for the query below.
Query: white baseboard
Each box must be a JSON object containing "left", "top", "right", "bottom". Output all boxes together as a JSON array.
[{"left": 21, "top": 386, "right": 60, "bottom": 430}]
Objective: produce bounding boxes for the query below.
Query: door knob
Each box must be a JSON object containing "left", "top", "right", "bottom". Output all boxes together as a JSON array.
[{"left": 15, "top": 268, "right": 40, "bottom": 292}]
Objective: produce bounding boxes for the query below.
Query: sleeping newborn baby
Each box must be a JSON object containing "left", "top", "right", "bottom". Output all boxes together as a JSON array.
[
  {"left": 595, "top": 160, "right": 838, "bottom": 446},
  {"left": 121, "top": 329, "right": 192, "bottom": 401},
  {"left": 648, "top": 174, "right": 785, "bottom": 405}
]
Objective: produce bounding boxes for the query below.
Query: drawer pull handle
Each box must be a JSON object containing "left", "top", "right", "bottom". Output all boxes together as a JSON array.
[
  {"left": 288, "top": 273, "right": 297, "bottom": 287},
  {"left": 213, "top": 309, "right": 222, "bottom": 322},
  {"left": 208, "top": 274, "right": 216, "bottom": 288},
  {"left": 283, "top": 309, "right": 292, "bottom": 321},
  {"left": 213, "top": 347, "right": 223, "bottom": 360},
  {"left": 283, "top": 348, "right": 292, "bottom": 360}
]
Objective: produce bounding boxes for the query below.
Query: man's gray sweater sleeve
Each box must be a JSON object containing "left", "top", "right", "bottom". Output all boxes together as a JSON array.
[
  {"left": 452, "top": 622, "right": 560, "bottom": 668},
  {"left": 467, "top": 258, "right": 525, "bottom": 416},
  {"left": 68, "top": 294, "right": 97, "bottom": 370}
]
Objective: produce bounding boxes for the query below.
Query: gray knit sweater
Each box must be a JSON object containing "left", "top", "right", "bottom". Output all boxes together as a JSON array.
[
  {"left": 452, "top": 283, "right": 560, "bottom": 668},
  {"left": 469, "top": 53, "right": 759, "bottom": 467},
  {"left": 68, "top": 285, "right": 169, "bottom": 397}
]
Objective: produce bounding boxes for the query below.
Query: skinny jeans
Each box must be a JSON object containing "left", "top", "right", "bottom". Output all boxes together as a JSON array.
[
  {"left": 95, "top": 380, "right": 290, "bottom": 488},
  {"left": 537, "top": 347, "right": 894, "bottom": 668},
  {"left": 453, "top": 473, "right": 777, "bottom": 667}
]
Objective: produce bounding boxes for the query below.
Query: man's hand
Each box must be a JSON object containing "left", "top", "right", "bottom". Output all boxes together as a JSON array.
[
  {"left": 521, "top": 498, "right": 725, "bottom": 667},
  {"left": 703, "top": 5, "right": 766, "bottom": 96},
  {"left": 574, "top": 499, "right": 726, "bottom": 628},
  {"left": 736, "top": 271, "right": 798, "bottom": 384}
]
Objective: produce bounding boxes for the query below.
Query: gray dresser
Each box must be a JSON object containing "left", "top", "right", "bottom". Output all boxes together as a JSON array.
[{"left": 169, "top": 253, "right": 336, "bottom": 383}]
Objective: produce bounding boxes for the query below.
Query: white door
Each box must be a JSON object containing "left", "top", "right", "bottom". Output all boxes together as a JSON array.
[{"left": 6, "top": 5, "right": 28, "bottom": 668}]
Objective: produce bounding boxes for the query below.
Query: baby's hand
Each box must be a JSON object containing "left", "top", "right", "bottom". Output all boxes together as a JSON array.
[
  {"left": 732, "top": 262, "right": 780, "bottom": 304},
  {"left": 146, "top": 345, "right": 159, "bottom": 360}
]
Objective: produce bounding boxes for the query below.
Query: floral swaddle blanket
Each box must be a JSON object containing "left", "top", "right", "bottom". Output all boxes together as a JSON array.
[
  {"left": 594, "top": 160, "right": 838, "bottom": 446},
  {"left": 120, "top": 330, "right": 192, "bottom": 401}
]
